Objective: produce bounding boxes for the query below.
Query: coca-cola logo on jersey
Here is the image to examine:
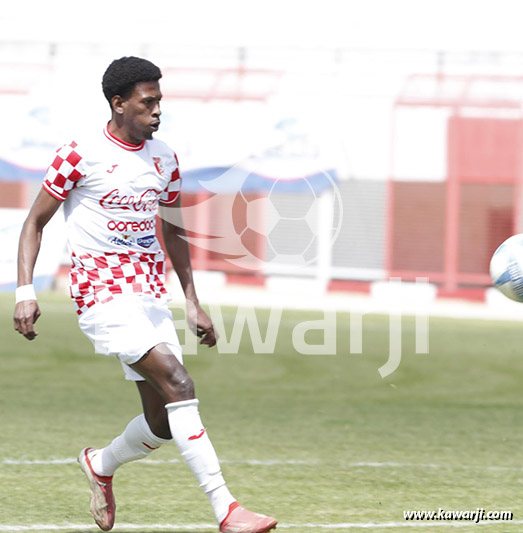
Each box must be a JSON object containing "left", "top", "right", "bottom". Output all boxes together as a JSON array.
[{"left": 100, "top": 188, "right": 160, "bottom": 212}]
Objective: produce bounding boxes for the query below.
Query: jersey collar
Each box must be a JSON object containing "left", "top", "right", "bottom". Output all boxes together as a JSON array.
[{"left": 103, "top": 124, "right": 145, "bottom": 151}]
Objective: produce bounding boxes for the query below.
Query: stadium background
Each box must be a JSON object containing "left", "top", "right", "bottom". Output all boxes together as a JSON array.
[{"left": 3, "top": 0, "right": 523, "bottom": 319}]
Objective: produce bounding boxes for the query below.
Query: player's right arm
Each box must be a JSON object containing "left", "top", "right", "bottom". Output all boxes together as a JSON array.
[{"left": 13, "top": 189, "right": 62, "bottom": 340}]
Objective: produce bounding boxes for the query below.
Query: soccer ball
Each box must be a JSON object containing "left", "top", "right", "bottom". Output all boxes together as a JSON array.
[{"left": 490, "top": 234, "right": 523, "bottom": 302}]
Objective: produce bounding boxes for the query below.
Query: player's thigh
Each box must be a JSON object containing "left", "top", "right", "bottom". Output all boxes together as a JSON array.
[{"left": 130, "top": 342, "right": 195, "bottom": 402}]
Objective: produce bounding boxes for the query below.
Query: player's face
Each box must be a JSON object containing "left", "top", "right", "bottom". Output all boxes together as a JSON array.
[{"left": 120, "top": 81, "right": 162, "bottom": 142}]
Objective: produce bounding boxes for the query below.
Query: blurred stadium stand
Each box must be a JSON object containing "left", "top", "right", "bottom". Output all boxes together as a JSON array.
[{"left": 2, "top": 43, "right": 523, "bottom": 299}]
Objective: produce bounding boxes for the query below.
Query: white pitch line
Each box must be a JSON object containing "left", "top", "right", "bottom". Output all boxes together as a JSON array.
[
  {"left": 140, "top": 458, "right": 319, "bottom": 466},
  {"left": 0, "top": 521, "right": 522, "bottom": 531},
  {"left": 0, "top": 458, "right": 317, "bottom": 466},
  {"left": 346, "top": 462, "right": 523, "bottom": 472},
  {"left": 1, "top": 458, "right": 522, "bottom": 471},
  {"left": 2, "top": 459, "right": 76, "bottom": 465},
  {"left": 279, "top": 523, "right": 523, "bottom": 529}
]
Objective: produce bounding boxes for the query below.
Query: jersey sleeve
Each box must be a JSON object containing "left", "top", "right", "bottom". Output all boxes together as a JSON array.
[
  {"left": 42, "top": 141, "right": 85, "bottom": 201},
  {"left": 159, "top": 153, "right": 182, "bottom": 206}
]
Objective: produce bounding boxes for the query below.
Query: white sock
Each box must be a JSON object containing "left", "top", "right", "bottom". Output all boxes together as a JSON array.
[
  {"left": 207, "top": 485, "right": 236, "bottom": 523},
  {"left": 166, "top": 399, "right": 236, "bottom": 523},
  {"left": 90, "top": 414, "right": 171, "bottom": 477}
]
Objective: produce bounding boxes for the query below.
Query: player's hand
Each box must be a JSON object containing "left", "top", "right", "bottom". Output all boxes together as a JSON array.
[
  {"left": 13, "top": 300, "right": 41, "bottom": 340},
  {"left": 187, "top": 300, "right": 217, "bottom": 347}
]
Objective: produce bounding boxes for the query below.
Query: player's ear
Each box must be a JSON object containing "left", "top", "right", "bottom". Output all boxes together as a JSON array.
[{"left": 111, "top": 95, "right": 125, "bottom": 115}]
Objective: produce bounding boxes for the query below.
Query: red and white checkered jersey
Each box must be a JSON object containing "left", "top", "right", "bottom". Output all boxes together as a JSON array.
[{"left": 43, "top": 125, "right": 182, "bottom": 315}]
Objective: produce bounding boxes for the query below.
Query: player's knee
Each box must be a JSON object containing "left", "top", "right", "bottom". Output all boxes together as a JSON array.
[
  {"left": 169, "top": 369, "right": 195, "bottom": 399},
  {"left": 176, "top": 375, "right": 195, "bottom": 398}
]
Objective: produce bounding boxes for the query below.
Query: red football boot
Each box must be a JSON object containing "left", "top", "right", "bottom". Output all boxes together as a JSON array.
[
  {"left": 220, "top": 501, "right": 277, "bottom": 533},
  {"left": 77, "top": 447, "right": 116, "bottom": 531}
]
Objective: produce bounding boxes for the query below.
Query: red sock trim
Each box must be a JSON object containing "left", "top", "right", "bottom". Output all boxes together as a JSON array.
[
  {"left": 141, "top": 441, "right": 160, "bottom": 450},
  {"left": 220, "top": 501, "right": 240, "bottom": 528}
]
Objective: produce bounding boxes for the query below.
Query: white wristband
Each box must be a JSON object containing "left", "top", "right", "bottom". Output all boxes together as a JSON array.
[{"left": 16, "top": 284, "right": 37, "bottom": 303}]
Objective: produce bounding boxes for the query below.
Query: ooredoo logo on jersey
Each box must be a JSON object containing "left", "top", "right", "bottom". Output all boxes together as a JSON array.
[{"left": 107, "top": 219, "right": 156, "bottom": 232}]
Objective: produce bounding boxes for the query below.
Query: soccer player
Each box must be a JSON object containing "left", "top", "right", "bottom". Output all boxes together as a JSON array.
[{"left": 13, "top": 56, "right": 277, "bottom": 533}]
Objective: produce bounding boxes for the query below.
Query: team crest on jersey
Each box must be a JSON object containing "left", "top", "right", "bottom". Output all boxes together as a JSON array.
[{"left": 153, "top": 157, "right": 164, "bottom": 176}]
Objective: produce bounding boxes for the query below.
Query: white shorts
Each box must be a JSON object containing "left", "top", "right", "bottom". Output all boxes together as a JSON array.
[{"left": 78, "top": 294, "right": 183, "bottom": 381}]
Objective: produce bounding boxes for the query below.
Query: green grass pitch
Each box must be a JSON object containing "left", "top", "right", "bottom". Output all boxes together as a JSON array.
[{"left": 1, "top": 292, "right": 523, "bottom": 532}]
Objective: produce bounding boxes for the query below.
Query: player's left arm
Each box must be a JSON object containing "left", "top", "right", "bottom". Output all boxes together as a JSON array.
[{"left": 160, "top": 196, "right": 217, "bottom": 347}]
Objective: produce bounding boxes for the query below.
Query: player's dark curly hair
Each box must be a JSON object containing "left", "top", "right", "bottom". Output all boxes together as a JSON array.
[{"left": 102, "top": 56, "right": 162, "bottom": 108}]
